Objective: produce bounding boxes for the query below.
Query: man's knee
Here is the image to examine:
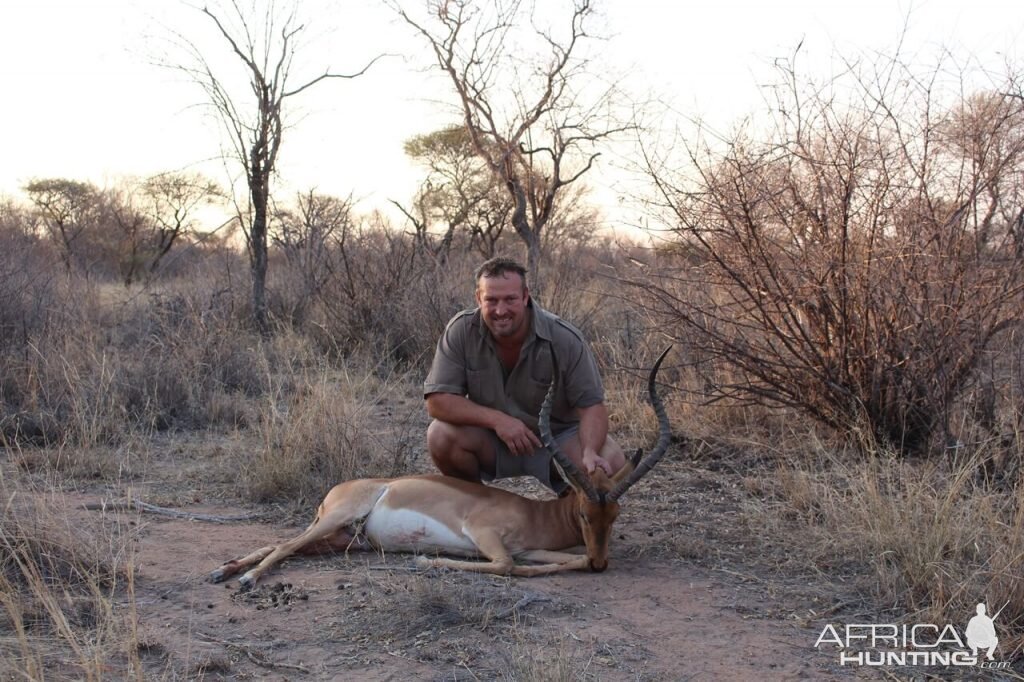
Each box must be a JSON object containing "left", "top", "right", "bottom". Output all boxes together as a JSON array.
[
  {"left": 427, "top": 420, "right": 458, "bottom": 463},
  {"left": 427, "top": 420, "right": 493, "bottom": 460},
  {"left": 601, "top": 437, "right": 626, "bottom": 472},
  {"left": 426, "top": 420, "right": 496, "bottom": 481}
]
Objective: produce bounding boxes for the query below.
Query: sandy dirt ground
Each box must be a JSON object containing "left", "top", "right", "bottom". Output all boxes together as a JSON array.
[
  {"left": 58, "top": 446, "right": 872, "bottom": 682},
  {"left": 125, "top": 515, "right": 837, "bottom": 680}
]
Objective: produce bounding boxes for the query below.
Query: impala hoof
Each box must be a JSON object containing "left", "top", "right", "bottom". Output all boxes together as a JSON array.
[
  {"left": 209, "top": 568, "right": 227, "bottom": 583},
  {"left": 238, "top": 573, "right": 257, "bottom": 591},
  {"left": 414, "top": 555, "right": 434, "bottom": 569}
]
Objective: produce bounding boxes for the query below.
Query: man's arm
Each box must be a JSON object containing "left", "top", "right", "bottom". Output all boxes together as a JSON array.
[{"left": 426, "top": 393, "right": 542, "bottom": 456}]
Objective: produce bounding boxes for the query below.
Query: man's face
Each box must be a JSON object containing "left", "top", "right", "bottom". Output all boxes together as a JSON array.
[{"left": 476, "top": 272, "right": 530, "bottom": 340}]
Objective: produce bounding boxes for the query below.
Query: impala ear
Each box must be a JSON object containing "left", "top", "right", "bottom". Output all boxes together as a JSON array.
[
  {"left": 552, "top": 458, "right": 584, "bottom": 496},
  {"left": 590, "top": 468, "right": 613, "bottom": 488}
]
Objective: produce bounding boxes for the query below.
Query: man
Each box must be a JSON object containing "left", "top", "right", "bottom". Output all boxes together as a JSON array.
[{"left": 424, "top": 257, "right": 625, "bottom": 493}]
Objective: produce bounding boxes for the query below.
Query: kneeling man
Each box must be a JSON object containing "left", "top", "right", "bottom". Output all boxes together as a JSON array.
[{"left": 424, "top": 257, "right": 625, "bottom": 493}]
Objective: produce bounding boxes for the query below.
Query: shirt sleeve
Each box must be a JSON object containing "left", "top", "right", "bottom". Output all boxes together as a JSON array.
[
  {"left": 558, "top": 329, "right": 605, "bottom": 409},
  {"left": 423, "top": 314, "right": 470, "bottom": 397}
]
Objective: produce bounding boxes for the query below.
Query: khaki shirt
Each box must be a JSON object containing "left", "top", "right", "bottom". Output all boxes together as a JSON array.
[{"left": 424, "top": 303, "right": 605, "bottom": 434}]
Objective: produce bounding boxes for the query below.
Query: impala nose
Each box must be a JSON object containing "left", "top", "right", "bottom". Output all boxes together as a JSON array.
[{"left": 589, "top": 559, "right": 608, "bottom": 573}]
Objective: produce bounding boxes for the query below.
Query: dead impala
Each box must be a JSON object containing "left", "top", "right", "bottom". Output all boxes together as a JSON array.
[{"left": 211, "top": 348, "right": 672, "bottom": 587}]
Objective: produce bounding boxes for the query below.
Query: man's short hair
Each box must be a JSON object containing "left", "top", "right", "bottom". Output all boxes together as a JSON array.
[{"left": 475, "top": 257, "right": 528, "bottom": 289}]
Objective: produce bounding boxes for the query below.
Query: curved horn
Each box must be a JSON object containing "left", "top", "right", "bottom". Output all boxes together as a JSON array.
[
  {"left": 607, "top": 347, "right": 673, "bottom": 502},
  {"left": 538, "top": 353, "right": 600, "bottom": 502}
]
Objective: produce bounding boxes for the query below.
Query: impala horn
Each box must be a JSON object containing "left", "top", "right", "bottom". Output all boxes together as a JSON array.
[
  {"left": 538, "top": 354, "right": 601, "bottom": 502},
  {"left": 607, "top": 347, "right": 673, "bottom": 502}
]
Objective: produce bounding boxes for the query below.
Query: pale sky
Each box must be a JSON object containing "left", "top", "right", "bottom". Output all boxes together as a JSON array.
[{"left": 2, "top": 0, "right": 1022, "bottom": 230}]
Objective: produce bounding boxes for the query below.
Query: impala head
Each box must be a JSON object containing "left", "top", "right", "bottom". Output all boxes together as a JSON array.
[{"left": 540, "top": 348, "right": 673, "bottom": 573}]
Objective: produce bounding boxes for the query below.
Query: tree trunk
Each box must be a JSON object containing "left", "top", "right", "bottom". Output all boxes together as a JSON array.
[
  {"left": 508, "top": 178, "right": 544, "bottom": 297},
  {"left": 250, "top": 168, "right": 270, "bottom": 336},
  {"left": 525, "top": 233, "right": 542, "bottom": 298}
]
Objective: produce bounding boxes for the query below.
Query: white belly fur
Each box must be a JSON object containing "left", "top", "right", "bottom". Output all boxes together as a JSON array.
[{"left": 364, "top": 504, "right": 478, "bottom": 557}]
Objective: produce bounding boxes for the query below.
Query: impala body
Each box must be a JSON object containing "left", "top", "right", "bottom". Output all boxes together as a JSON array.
[{"left": 211, "top": 349, "right": 671, "bottom": 587}]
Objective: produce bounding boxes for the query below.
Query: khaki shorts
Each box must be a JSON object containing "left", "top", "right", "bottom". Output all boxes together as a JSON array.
[{"left": 484, "top": 426, "right": 579, "bottom": 494}]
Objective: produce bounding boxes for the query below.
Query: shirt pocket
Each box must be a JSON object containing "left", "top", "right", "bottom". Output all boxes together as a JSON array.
[
  {"left": 528, "top": 343, "right": 554, "bottom": 386},
  {"left": 521, "top": 376, "right": 553, "bottom": 420},
  {"left": 467, "top": 368, "right": 502, "bottom": 409}
]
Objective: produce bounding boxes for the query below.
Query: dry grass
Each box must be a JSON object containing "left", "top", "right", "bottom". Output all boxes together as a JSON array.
[
  {"left": 0, "top": 474, "right": 142, "bottom": 680},
  {"left": 0, "top": 277, "right": 269, "bottom": 450},
  {"left": 245, "top": 356, "right": 422, "bottom": 509},
  {"left": 761, "top": 434, "right": 1024, "bottom": 640},
  {"left": 313, "top": 564, "right": 655, "bottom": 680},
  {"left": 497, "top": 631, "right": 578, "bottom": 682}
]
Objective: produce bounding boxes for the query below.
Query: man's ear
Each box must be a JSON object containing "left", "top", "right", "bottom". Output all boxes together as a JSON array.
[{"left": 523, "top": 285, "right": 530, "bottom": 305}]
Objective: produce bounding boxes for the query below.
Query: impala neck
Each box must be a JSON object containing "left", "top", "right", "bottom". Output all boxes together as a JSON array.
[{"left": 530, "top": 494, "right": 585, "bottom": 550}]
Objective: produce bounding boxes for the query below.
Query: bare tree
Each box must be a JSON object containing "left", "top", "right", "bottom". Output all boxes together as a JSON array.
[
  {"left": 24, "top": 178, "right": 99, "bottom": 273},
  {"left": 630, "top": 53, "right": 1024, "bottom": 454},
  {"left": 97, "top": 184, "right": 151, "bottom": 286},
  {"left": 140, "top": 172, "right": 222, "bottom": 276},
  {"left": 396, "top": 125, "right": 511, "bottom": 259},
  {"left": 397, "top": 0, "right": 629, "bottom": 296},
  {"left": 0, "top": 198, "right": 56, "bottom": 349},
  {"left": 172, "top": 1, "right": 380, "bottom": 333},
  {"left": 271, "top": 189, "right": 353, "bottom": 323}
]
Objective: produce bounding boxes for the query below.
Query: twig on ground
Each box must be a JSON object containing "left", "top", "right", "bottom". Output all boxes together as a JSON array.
[
  {"left": 366, "top": 564, "right": 419, "bottom": 572},
  {"left": 494, "top": 593, "right": 552, "bottom": 619},
  {"left": 193, "top": 632, "right": 310, "bottom": 673},
  {"left": 713, "top": 567, "right": 765, "bottom": 583},
  {"left": 82, "top": 498, "right": 263, "bottom": 523}
]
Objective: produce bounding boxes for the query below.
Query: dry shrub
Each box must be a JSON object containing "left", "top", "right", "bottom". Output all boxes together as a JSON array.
[
  {"left": 0, "top": 206, "right": 59, "bottom": 354},
  {"left": 244, "top": 359, "right": 420, "bottom": 507},
  {"left": 0, "top": 478, "right": 141, "bottom": 680},
  {"left": 605, "top": 381, "right": 657, "bottom": 446},
  {"left": 632, "top": 55, "right": 1024, "bottom": 455},
  {"left": 285, "top": 216, "right": 472, "bottom": 363},
  {"left": 12, "top": 439, "right": 151, "bottom": 482},
  {"left": 2, "top": 274, "right": 272, "bottom": 451}
]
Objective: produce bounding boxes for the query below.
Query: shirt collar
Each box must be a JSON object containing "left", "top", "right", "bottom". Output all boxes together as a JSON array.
[{"left": 529, "top": 300, "right": 555, "bottom": 342}]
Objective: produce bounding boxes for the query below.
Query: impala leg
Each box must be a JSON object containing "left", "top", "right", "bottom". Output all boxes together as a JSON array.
[
  {"left": 235, "top": 516, "right": 354, "bottom": 589},
  {"left": 517, "top": 549, "right": 585, "bottom": 564},
  {"left": 415, "top": 528, "right": 515, "bottom": 575},
  {"left": 210, "top": 525, "right": 362, "bottom": 582},
  {"left": 222, "top": 482, "right": 388, "bottom": 589},
  {"left": 210, "top": 543, "right": 279, "bottom": 583},
  {"left": 417, "top": 542, "right": 591, "bottom": 576},
  {"left": 508, "top": 555, "right": 590, "bottom": 576}
]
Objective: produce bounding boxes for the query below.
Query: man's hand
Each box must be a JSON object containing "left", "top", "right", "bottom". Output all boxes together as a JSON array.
[
  {"left": 493, "top": 413, "right": 543, "bottom": 456},
  {"left": 582, "top": 448, "right": 613, "bottom": 475}
]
